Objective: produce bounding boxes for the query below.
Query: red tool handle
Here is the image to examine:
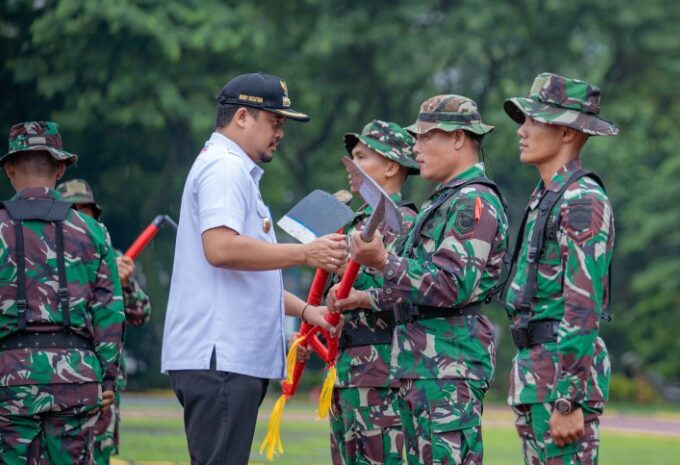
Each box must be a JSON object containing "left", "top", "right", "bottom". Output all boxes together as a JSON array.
[
  {"left": 124, "top": 214, "right": 175, "bottom": 260},
  {"left": 124, "top": 224, "right": 160, "bottom": 260},
  {"left": 281, "top": 268, "right": 331, "bottom": 396}
]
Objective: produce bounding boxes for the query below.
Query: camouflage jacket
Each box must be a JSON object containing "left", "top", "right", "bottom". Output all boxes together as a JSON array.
[
  {"left": 368, "top": 163, "right": 508, "bottom": 384},
  {"left": 0, "top": 188, "right": 125, "bottom": 391},
  {"left": 114, "top": 248, "right": 151, "bottom": 391},
  {"left": 504, "top": 159, "right": 614, "bottom": 406},
  {"left": 335, "top": 192, "right": 417, "bottom": 388},
  {"left": 115, "top": 249, "right": 151, "bottom": 328}
]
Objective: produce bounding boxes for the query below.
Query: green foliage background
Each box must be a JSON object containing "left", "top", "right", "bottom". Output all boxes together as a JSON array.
[{"left": 1, "top": 0, "right": 678, "bottom": 393}]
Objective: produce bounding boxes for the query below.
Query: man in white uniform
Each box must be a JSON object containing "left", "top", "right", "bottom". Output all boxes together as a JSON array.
[{"left": 162, "top": 72, "right": 347, "bottom": 465}]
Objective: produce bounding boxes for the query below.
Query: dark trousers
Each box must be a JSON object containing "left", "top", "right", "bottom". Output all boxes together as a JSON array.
[{"left": 169, "top": 353, "right": 269, "bottom": 465}]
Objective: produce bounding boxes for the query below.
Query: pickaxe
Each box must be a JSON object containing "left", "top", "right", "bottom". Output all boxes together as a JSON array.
[{"left": 124, "top": 214, "right": 178, "bottom": 260}]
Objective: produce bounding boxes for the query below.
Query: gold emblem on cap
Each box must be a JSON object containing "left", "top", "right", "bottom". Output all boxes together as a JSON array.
[
  {"left": 280, "top": 80, "right": 289, "bottom": 95},
  {"left": 263, "top": 217, "right": 272, "bottom": 233}
]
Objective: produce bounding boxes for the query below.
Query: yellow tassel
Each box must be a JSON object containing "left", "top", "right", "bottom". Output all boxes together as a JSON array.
[
  {"left": 259, "top": 394, "right": 287, "bottom": 460},
  {"left": 285, "top": 335, "right": 306, "bottom": 385},
  {"left": 317, "top": 364, "right": 337, "bottom": 419}
]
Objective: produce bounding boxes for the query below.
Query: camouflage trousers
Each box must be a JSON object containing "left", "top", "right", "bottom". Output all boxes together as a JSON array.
[
  {"left": 398, "top": 379, "right": 485, "bottom": 465},
  {"left": 512, "top": 403, "right": 603, "bottom": 465},
  {"left": 93, "top": 391, "right": 121, "bottom": 465},
  {"left": 0, "top": 382, "right": 101, "bottom": 465},
  {"left": 330, "top": 386, "right": 404, "bottom": 465}
]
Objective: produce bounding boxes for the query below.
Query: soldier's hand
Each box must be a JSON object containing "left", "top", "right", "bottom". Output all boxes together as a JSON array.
[
  {"left": 303, "top": 233, "right": 348, "bottom": 273},
  {"left": 288, "top": 331, "right": 312, "bottom": 362},
  {"left": 102, "top": 390, "right": 115, "bottom": 410},
  {"left": 351, "top": 231, "right": 387, "bottom": 270},
  {"left": 303, "top": 305, "right": 339, "bottom": 336},
  {"left": 326, "top": 284, "right": 370, "bottom": 312},
  {"left": 549, "top": 406, "right": 585, "bottom": 448},
  {"left": 116, "top": 256, "right": 135, "bottom": 285}
]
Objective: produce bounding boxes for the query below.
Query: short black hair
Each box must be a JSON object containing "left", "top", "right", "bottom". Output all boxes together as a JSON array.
[
  {"left": 7, "top": 150, "right": 61, "bottom": 177},
  {"left": 215, "top": 104, "right": 260, "bottom": 129}
]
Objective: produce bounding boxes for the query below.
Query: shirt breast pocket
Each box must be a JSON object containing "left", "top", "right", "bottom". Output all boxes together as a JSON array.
[{"left": 418, "top": 214, "right": 444, "bottom": 256}]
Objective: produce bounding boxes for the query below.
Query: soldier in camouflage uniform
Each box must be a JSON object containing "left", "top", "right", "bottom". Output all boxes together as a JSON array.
[
  {"left": 502, "top": 73, "right": 618, "bottom": 465},
  {"left": 0, "top": 121, "right": 125, "bottom": 465},
  {"left": 329, "top": 120, "right": 419, "bottom": 465},
  {"left": 329, "top": 97, "right": 509, "bottom": 465},
  {"left": 57, "top": 178, "right": 152, "bottom": 465}
]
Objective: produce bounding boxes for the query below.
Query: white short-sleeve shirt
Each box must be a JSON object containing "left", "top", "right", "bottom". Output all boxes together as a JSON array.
[{"left": 161, "top": 132, "right": 286, "bottom": 379}]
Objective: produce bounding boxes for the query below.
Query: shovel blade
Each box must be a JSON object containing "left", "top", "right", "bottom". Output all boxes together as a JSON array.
[{"left": 278, "top": 189, "right": 355, "bottom": 243}]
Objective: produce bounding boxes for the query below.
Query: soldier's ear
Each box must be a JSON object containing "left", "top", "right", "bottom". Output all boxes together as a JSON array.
[
  {"left": 452, "top": 130, "right": 465, "bottom": 150},
  {"left": 54, "top": 162, "right": 67, "bottom": 181},
  {"left": 384, "top": 160, "right": 400, "bottom": 178}
]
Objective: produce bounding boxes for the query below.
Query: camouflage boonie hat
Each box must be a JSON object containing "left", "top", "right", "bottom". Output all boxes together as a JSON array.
[
  {"left": 504, "top": 72, "right": 619, "bottom": 136},
  {"left": 1, "top": 121, "right": 78, "bottom": 166},
  {"left": 344, "top": 120, "right": 419, "bottom": 174},
  {"left": 56, "top": 178, "right": 102, "bottom": 219},
  {"left": 406, "top": 95, "right": 494, "bottom": 136}
]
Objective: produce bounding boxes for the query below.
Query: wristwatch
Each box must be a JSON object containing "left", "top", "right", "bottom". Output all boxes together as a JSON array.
[{"left": 554, "top": 398, "right": 575, "bottom": 415}]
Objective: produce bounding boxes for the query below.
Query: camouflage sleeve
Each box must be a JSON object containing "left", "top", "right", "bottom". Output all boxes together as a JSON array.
[
  {"left": 353, "top": 205, "right": 417, "bottom": 292},
  {"left": 371, "top": 192, "right": 504, "bottom": 310},
  {"left": 554, "top": 191, "right": 614, "bottom": 404},
  {"left": 123, "top": 277, "right": 151, "bottom": 327},
  {"left": 92, "top": 228, "right": 125, "bottom": 392}
]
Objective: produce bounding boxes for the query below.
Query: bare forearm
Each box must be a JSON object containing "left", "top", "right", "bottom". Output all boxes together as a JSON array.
[
  {"left": 284, "top": 291, "right": 306, "bottom": 318},
  {"left": 203, "top": 230, "right": 305, "bottom": 270}
]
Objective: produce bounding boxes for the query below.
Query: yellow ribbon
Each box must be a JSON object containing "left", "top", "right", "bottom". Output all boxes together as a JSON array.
[{"left": 317, "top": 364, "right": 337, "bottom": 419}]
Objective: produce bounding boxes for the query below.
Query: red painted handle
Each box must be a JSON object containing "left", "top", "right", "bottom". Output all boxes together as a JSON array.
[
  {"left": 281, "top": 267, "right": 331, "bottom": 396},
  {"left": 124, "top": 224, "right": 159, "bottom": 260}
]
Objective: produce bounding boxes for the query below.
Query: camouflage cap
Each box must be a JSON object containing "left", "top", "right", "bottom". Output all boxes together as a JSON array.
[
  {"left": 344, "top": 120, "right": 419, "bottom": 174},
  {"left": 56, "top": 178, "right": 102, "bottom": 219},
  {"left": 1, "top": 121, "right": 78, "bottom": 166},
  {"left": 504, "top": 72, "right": 619, "bottom": 136},
  {"left": 405, "top": 95, "right": 494, "bottom": 136}
]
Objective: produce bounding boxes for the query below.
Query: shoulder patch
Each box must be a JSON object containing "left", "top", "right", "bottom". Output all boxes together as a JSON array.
[
  {"left": 452, "top": 199, "right": 476, "bottom": 238},
  {"left": 564, "top": 198, "right": 594, "bottom": 244}
]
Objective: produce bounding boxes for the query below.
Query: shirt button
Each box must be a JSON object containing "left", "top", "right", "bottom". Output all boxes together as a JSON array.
[
  {"left": 385, "top": 288, "right": 392, "bottom": 295},
  {"left": 387, "top": 269, "right": 395, "bottom": 278}
]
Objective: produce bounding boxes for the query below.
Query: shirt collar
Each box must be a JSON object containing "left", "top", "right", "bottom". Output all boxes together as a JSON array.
[
  {"left": 12, "top": 187, "right": 62, "bottom": 201},
  {"left": 356, "top": 191, "right": 403, "bottom": 217},
  {"left": 528, "top": 158, "right": 583, "bottom": 207},
  {"left": 435, "top": 162, "right": 486, "bottom": 193},
  {"left": 207, "top": 132, "right": 264, "bottom": 184}
]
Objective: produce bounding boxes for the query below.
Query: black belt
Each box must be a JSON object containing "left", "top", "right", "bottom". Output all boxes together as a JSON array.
[
  {"left": 393, "top": 302, "right": 483, "bottom": 324},
  {"left": 339, "top": 326, "right": 393, "bottom": 349},
  {"left": 511, "top": 319, "right": 559, "bottom": 349},
  {"left": 0, "top": 331, "right": 93, "bottom": 351}
]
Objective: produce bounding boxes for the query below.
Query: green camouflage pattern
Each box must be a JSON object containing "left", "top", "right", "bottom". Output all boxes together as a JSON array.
[
  {"left": 504, "top": 72, "right": 619, "bottom": 136},
  {"left": 367, "top": 163, "right": 508, "bottom": 384},
  {"left": 0, "top": 188, "right": 125, "bottom": 391},
  {"left": 344, "top": 120, "right": 420, "bottom": 174},
  {"left": 330, "top": 386, "right": 403, "bottom": 465},
  {"left": 1, "top": 121, "right": 78, "bottom": 166},
  {"left": 513, "top": 402, "right": 603, "bottom": 465},
  {"left": 92, "top": 250, "right": 151, "bottom": 463},
  {"left": 335, "top": 193, "right": 418, "bottom": 389},
  {"left": 405, "top": 95, "right": 494, "bottom": 136},
  {"left": 0, "top": 376, "right": 101, "bottom": 464},
  {"left": 93, "top": 391, "right": 120, "bottom": 465},
  {"left": 503, "top": 159, "right": 614, "bottom": 406},
  {"left": 398, "top": 379, "right": 485, "bottom": 465},
  {"left": 56, "top": 178, "right": 102, "bottom": 219}
]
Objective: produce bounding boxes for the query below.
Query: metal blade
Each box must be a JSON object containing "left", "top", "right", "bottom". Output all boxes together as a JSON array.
[
  {"left": 277, "top": 189, "right": 355, "bottom": 243},
  {"left": 342, "top": 156, "right": 402, "bottom": 234}
]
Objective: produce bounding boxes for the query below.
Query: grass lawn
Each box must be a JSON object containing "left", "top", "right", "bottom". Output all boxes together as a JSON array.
[{"left": 116, "top": 393, "right": 680, "bottom": 465}]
